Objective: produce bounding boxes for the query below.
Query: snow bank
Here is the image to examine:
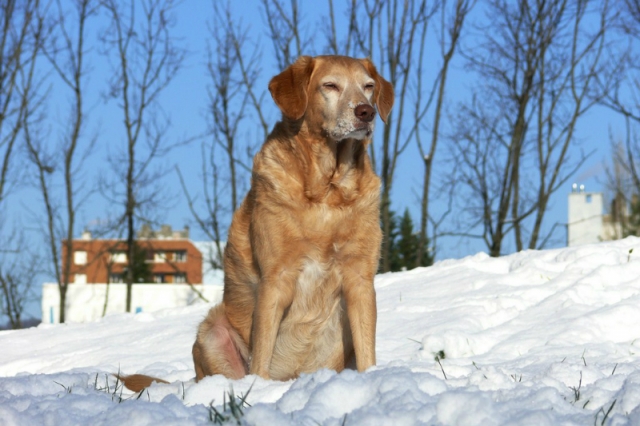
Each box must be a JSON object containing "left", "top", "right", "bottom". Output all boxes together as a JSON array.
[{"left": 1, "top": 238, "right": 640, "bottom": 425}]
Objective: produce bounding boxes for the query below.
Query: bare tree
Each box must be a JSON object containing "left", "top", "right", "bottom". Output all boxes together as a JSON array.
[
  {"left": 601, "top": 0, "right": 640, "bottom": 125},
  {"left": 206, "top": 4, "right": 254, "bottom": 214},
  {"left": 324, "top": 0, "right": 358, "bottom": 56},
  {"left": 261, "top": 0, "right": 312, "bottom": 69},
  {"left": 178, "top": 2, "right": 266, "bottom": 275},
  {"left": 449, "top": 95, "right": 508, "bottom": 254},
  {"left": 25, "top": 0, "right": 97, "bottom": 324},
  {"left": 450, "top": 0, "right": 614, "bottom": 256},
  {"left": 100, "top": 0, "right": 185, "bottom": 312},
  {"left": 524, "top": 0, "right": 614, "bottom": 250},
  {"left": 0, "top": 0, "right": 41, "bottom": 206},
  {"left": 181, "top": 0, "right": 313, "bottom": 277},
  {"left": 415, "top": 0, "right": 474, "bottom": 266},
  {"left": 600, "top": 0, "right": 640, "bottom": 206},
  {"left": 5, "top": 1, "right": 45, "bottom": 328},
  {"left": 349, "top": 0, "right": 437, "bottom": 271},
  {"left": 0, "top": 231, "right": 38, "bottom": 329},
  {"left": 178, "top": 151, "right": 226, "bottom": 272},
  {"left": 454, "top": 0, "right": 559, "bottom": 256}
]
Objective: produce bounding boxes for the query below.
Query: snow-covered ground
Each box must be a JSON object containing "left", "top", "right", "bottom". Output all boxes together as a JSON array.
[{"left": 2, "top": 238, "right": 640, "bottom": 425}]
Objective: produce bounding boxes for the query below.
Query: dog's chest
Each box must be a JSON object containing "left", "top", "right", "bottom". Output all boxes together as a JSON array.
[
  {"left": 279, "top": 257, "right": 343, "bottom": 347},
  {"left": 296, "top": 258, "right": 328, "bottom": 297},
  {"left": 270, "top": 257, "right": 347, "bottom": 378}
]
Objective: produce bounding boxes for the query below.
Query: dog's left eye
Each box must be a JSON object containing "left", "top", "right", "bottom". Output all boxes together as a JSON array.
[
  {"left": 364, "top": 83, "right": 374, "bottom": 90},
  {"left": 323, "top": 83, "right": 339, "bottom": 91}
]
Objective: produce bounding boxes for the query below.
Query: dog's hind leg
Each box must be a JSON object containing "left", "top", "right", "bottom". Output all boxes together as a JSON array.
[{"left": 193, "top": 303, "right": 249, "bottom": 381}]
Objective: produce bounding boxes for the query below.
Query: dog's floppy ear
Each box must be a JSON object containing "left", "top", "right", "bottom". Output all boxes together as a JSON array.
[
  {"left": 360, "top": 58, "right": 394, "bottom": 124},
  {"left": 268, "top": 56, "right": 315, "bottom": 120}
]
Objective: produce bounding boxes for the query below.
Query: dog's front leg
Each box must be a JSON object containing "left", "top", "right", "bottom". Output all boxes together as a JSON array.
[
  {"left": 249, "top": 278, "right": 294, "bottom": 378},
  {"left": 344, "top": 276, "right": 377, "bottom": 371}
]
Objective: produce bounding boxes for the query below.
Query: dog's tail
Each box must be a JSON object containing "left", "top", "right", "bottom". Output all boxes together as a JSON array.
[{"left": 115, "top": 373, "right": 170, "bottom": 392}]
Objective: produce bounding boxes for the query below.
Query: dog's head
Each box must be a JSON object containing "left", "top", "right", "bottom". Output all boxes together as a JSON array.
[{"left": 268, "top": 55, "right": 394, "bottom": 141}]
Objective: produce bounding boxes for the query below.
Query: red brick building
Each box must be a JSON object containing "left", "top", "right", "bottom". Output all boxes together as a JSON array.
[{"left": 62, "top": 225, "right": 203, "bottom": 284}]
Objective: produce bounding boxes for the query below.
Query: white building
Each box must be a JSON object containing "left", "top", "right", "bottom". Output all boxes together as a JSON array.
[
  {"left": 567, "top": 185, "right": 625, "bottom": 246},
  {"left": 42, "top": 240, "right": 226, "bottom": 324},
  {"left": 568, "top": 187, "right": 604, "bottom": 246}
]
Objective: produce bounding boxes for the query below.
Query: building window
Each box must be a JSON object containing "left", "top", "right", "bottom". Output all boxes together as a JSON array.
[
  {"left": 174, "top": 273, "right": 186, "bottom": 283},
  {"left": 110, "top": 251, "right": 127, "bottom": 263},
  {"left": 74, "top": 250, "right": 87, "bottom": 265},
  {"left": 75, "top": 274, "right": 87, "bottom": 284},
  {"left": 586, "top": 194, "right": 592, "bottom": 203},
  {"left": 154, "top": 274, "right": 165, "bottom": 283},
  {"left": 154, "top": 251, "right": 166, "bottom": 263},
  {"left": 109, "top": 274, "right": 124, "bottom": 283},
  {"left": 174, "top": 251, "right": 187, "bottom": 262}
]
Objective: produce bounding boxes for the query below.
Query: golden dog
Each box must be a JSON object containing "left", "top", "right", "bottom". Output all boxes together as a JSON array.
[{"left": 121, "top": 55, "right": 393, "bottom": 391}]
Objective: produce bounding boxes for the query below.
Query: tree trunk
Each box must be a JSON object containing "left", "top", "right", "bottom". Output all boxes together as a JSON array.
[
  {"left": 59, "top": 284, "right": 67, "bottom": 324},
  {"left": 417, "top": 155, "right": 430, "bottom": 266}
]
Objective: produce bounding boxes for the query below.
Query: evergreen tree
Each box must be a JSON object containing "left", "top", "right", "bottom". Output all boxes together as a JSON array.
[
  {"left": 122, "top": 243, "right": 153, "bottom": 283},
  {"left": 413, "top": 214, "right": 434, "bottom": 269},
  {"left": 397, "top": 209, "right": 418, "bottom": 268},
  {"left": 382, "top": 209, "right": 434, "bottom": 272},
  {"left": 380, "top": 210, "right": 401, "bottom": 273},
  {"left": 624, "top": 196, "right": 640, "bottom": 237}
]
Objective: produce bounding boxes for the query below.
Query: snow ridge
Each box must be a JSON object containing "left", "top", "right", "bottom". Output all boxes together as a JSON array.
[{"left": 1, "top": 238, "right": 640, "bottom": 425}]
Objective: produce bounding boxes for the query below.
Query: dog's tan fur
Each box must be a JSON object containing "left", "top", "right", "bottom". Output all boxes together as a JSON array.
[{"left": 121, "top": 55, "right": 393, "bottom": 390}]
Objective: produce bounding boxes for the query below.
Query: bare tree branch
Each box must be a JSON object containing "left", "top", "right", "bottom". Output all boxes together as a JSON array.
[
  {"left": 100, "top": 0, "right": 185, "bottom": 312},
  {"left": 449, "top": 0, "right": 614, "bottom": 256},
  {"left": 416, "top": 0, "right": 474, "bottom": 266},
  {"left": 0, "top": 0, "right": 41, "bottom": 205},
  {"left": 0, "top": 230, "right": 39, "bottom": 329}
]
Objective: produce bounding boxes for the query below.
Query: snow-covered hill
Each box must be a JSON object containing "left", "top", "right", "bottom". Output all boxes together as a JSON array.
[{"left": 2, "top": 238, "right": 640, "bottom": 425}]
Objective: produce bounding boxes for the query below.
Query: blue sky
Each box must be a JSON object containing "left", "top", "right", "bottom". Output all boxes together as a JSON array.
[{"left": 3, "top": 1, "right": 630, "bottom": 320}]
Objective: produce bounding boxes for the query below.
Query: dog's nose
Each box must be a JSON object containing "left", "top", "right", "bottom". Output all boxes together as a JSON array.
[{"left": 354, "top": 104, "right": 376, "bottom": 123}]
